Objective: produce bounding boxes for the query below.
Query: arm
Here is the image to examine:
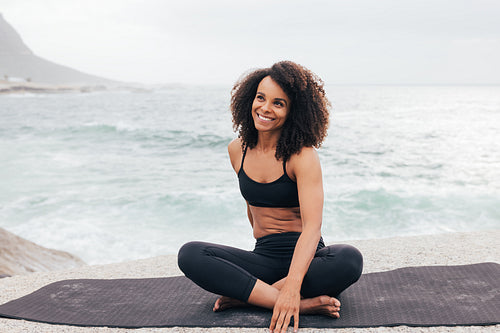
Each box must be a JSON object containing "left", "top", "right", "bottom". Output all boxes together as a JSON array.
[
  {"left": 287, "top": 148, "right": 323, "bottom": 284},
  {"left": 270, "top": 147, "right": 323, "bottom": 333},
  {"left": 228, "top": 138, "right": 254, "bottom": 227}
]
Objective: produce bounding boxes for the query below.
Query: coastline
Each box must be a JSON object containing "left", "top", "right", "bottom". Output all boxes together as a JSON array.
[
  {"left": 0, "top": 81, "right": 108, "bottom": 94},
  {"left": 0, "top": 230, "right": 499, "bottom": 332},
  {"left": 0, "top": 81, "right": 152, "bottom": 94}
]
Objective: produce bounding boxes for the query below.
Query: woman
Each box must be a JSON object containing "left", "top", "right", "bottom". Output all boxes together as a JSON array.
[{"left": 178, "top": 61, "right": 363, "bottom": 333}]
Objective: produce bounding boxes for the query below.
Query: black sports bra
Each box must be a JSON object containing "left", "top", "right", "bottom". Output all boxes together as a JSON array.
[{"left": 238, "top": 146, "right": 300, "bottom": 208}]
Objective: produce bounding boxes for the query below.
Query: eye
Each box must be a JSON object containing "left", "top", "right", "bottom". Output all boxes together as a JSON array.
[
  {"left": 255, "top": 95, "right": 265, "bottom": 101},
  {"left": 274, "top": 101, "right": 284, "bottom": 107}
]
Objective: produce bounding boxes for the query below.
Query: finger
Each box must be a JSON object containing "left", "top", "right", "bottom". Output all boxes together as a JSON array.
[
  {"left": 293, "top": 312, "right": 299, "bottom": 333},
  {"left": 270, "top": 307, "right": 285, "bottom": 333},
  {"left": 280, "top": 312, "right": 292, "bottom": 333},
  {"left": 274, "top": 310, "right": 286, "bottom": 333},
  {"left": 269, "top": 310, "right": 278, "bottom": 332}
]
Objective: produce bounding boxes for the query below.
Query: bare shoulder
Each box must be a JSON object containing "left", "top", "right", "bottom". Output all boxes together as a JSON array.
[
  {"left": 228, "top": 137, "right": 242, "bottom": 154},
  {"left": 290, "top": 147, "right": 320, "bottom": 166},
  {"left": 288, "top": 147, "right": 321, "bottom": 179},
  {"left": 228, "top": 137, "right": 243, "bottom": 172}
]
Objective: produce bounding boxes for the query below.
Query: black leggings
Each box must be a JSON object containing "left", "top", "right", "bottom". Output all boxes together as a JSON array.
[{"left": 178, "top": 232, "right": 363, "bottom": 302}]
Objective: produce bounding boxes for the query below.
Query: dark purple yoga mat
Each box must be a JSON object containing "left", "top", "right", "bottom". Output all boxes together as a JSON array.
[{"left": 0, "top": 263, "right": 499, "bottom": 328}]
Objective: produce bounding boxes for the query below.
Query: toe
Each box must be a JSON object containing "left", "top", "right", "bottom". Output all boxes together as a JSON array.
[{"left": 213, "top": 298, "right": 221, "bottom": 311}]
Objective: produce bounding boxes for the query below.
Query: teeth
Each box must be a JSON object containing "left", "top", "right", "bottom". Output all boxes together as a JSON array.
[{"left": 258, "top": 113, "right": 273, "bottom": 121}]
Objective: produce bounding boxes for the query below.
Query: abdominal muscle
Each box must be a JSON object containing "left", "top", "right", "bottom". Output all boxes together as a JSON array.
[{"left": 250, "top": 206, "right": 302, "bottom": 239}]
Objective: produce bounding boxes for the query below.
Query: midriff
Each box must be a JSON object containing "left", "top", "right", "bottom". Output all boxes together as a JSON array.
[{"left": 250, "top": 206, "right": 302, "bottom": 239}]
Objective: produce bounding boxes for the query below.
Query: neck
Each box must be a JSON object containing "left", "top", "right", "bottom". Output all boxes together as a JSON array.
[{"left": 256, "top": 130, "right": 281, "bottom": 152}]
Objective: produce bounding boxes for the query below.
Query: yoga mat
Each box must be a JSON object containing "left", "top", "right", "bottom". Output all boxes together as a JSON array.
[{"left": 0, "top": 263, "right": 499, "bottom": 328}]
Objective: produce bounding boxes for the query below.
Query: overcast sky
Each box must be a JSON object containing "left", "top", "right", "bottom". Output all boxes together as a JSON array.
[{"left": 2, "top": 0, "right": 500, "bottom": 85}]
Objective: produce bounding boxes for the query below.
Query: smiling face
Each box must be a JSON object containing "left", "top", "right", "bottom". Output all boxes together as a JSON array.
[{"left": 251, "top": 76, "right": 291, "bottom": 135}]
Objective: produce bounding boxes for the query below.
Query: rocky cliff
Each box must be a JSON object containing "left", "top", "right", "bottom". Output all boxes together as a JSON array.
[
  {"left": 0, "top": 13, "right": 115, "bottom": 85},
  {"left": 0, "top": 227, "right": 86, "bottom": 277}
]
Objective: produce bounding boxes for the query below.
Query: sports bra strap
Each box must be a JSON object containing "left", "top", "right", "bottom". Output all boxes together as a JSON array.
[{"left": 240, "top": 145, "right": 248, "bottom": 171}]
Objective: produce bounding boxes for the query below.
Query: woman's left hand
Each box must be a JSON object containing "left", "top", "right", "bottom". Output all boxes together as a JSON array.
[{"left": 269, "top": 284, "right": 301, "bottom": 333}]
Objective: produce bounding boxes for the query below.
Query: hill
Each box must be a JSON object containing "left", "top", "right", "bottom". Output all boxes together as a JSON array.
[{"left": 0, "top": 13, "right": 115, "bottom": 85}]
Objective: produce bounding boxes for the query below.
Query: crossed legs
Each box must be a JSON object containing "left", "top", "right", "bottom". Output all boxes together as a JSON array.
[{"left": 178, "top": 241, "right": 363, "bottom": 316}]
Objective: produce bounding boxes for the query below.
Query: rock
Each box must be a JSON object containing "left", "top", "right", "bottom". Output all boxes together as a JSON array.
[{"left": 0, "top": 227, "right": 86, "bottom": 276}]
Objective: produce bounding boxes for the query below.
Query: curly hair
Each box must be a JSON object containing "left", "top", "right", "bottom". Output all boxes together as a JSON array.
[{"left": 230, "top": 61, "right": 330, "bottom": 161}]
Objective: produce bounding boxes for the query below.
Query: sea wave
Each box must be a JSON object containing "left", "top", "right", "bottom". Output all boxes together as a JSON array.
[
  {"left": 5, "top": 122, "right": 233, "bottom": 151},
  {"left": 323, "top": 188, "right": 500, "bottom": 241}
]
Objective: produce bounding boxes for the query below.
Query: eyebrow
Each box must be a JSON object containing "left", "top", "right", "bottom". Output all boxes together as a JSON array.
[
  {"left": 275, "top": 98, "right": 288, "bottom": 105},
  {"left": 256, "top": 92, "right": 288, "bottom": 105}
]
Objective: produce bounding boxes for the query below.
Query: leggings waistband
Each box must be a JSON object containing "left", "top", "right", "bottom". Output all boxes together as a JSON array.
[{"left": 253, "top": 232, "right": 325, "bottom": 258}]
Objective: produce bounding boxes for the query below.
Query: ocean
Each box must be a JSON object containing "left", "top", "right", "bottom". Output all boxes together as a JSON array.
[{"left": 1, "top": 85, "right": 499, "bottom": 265}]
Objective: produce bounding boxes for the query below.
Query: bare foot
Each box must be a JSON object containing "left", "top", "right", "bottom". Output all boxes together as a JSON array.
[
  {"left": 213, "top": 296, "right": 248, "bottom": 312},
  {"left": 299, "top": 295, "right": 341, "bottom": 318}
]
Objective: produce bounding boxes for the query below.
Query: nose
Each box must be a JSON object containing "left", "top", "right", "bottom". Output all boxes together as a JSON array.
[{"left": 261, "top": 100, "right": 272, "bottom": 113}]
